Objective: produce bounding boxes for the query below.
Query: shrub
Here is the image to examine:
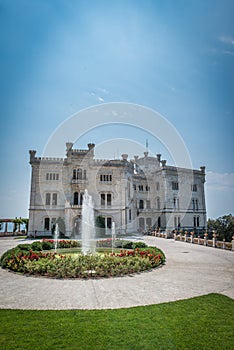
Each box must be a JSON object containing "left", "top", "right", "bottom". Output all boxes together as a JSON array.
[
  {"left": 31, "top": 242, "right": 43, "bottom": 251},
  {"left": 16, "top": 244, "right": 32, "bottom": 251},
  {"left": 133, "top": 242, "right": 147, "bottom": 249},
  {"left": 41, "top": 240, "right": 53, "bottom": 250}
]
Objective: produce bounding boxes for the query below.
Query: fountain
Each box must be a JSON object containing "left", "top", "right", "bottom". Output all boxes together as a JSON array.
[
  {"left": 81, "top": 189, "right": 96, "bottom": 255},
  {"left": 54, "top": 223, "right": 59, "bottom": 252},
  {"left": 111, "top": 221, "right": 116, "bottom": 253}
]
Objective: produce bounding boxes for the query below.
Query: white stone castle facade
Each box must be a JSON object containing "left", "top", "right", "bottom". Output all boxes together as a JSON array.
[{"left": 28, "top": 143, "right": 206, "bottom": 236}]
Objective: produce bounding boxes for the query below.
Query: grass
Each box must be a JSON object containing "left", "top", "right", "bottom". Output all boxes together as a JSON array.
[{"left": 0, "top": 294, "right": 233, "bottom": 350}]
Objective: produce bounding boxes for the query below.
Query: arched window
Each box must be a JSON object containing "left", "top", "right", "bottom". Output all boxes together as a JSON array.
[
  {"left": 73, "top": 169, "right": 77, "bottom": 179},
  {"left": 44, "top": 218, "right": 50, "bottom": 230},
  {"left": 74, "top": 192, "right": 78, "bottom": 205},
  {"left": 80, "top": 193, "right": 83, "bottom": 206},
  {"left": 107, "top": 217, "right": 112, "bottom": 229}
]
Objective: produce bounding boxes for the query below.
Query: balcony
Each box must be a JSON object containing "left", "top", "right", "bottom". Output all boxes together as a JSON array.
[{"left": 71, "top": 179, "right": 88, "bottom": 185}]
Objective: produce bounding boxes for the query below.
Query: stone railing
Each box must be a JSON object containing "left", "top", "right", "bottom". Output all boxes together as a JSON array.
[{"left": 150, "top": 230, "right": 234, "bottom": 251}]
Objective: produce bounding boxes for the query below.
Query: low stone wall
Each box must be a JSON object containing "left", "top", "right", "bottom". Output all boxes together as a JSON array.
[{"left": 150, "top": 230, "right": 234, "bottom": 251}]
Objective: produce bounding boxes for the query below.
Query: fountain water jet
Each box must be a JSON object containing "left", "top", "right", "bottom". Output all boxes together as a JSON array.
[
  {"left": 111, "top": 221, "right": 116, "bottom": 253},
  {"left": 54, "top": 223, "right": 59, "bottom": 252},
  {"left": 81, "top": 189, "right": 96, "bottom": 255}
]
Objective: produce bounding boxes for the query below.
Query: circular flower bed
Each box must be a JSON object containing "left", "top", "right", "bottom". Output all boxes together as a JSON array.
[{"left": 0, "top": 239, "right": 165, "bottom": 279}]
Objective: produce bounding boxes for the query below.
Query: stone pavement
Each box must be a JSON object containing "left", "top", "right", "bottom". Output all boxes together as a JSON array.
[{"left": 0, "top": 236, "right": 233, "bottom": 310}]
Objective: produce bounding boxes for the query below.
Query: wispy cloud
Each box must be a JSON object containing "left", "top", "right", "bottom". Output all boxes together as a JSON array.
[
  {"left": 88, "top": 87, "right": 110, "bottom": 103},
  {"left": 218, "top": 35, "right": 234, "bottom": 45},
  {"left": 206, "top": 171, "right": 234, "bottom": 191}
]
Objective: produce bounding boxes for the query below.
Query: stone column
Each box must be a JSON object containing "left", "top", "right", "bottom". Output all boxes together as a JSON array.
[
  {"left": 190, "top": 231, "right": 194, "bottom": 244},
  {"left": 212, "top": 232, "right": 217, "bottom": 248},
  {"left": 204, "top": 232, "right": 208, "bottom": 246}
]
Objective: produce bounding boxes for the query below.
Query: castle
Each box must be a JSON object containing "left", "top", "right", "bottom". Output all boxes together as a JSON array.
[{"left": 28, "top": 142, "right": 206, "bottom": 236}]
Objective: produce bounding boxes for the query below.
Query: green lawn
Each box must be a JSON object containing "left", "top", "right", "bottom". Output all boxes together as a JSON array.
[{"left": 0, "top": 294, "right": 233, "bottom": 350}]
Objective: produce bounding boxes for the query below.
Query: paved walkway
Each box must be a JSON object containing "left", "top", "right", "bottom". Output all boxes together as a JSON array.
[{"left": 0, "top": 236, "right": 233, "bottom": 310}]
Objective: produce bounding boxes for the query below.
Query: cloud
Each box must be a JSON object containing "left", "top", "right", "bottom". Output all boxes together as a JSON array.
[
  {"left": 88, "top": 89, "right": 107, "bottom": 103},
  {"left": 218, "top": 36, "right": 234, "bottom": 45},
  {"left": 222, "top": 50, "right": 234, "bottom": 56},
  {"left": 206, "top": 171, "right": 234, "bottom": 191}
]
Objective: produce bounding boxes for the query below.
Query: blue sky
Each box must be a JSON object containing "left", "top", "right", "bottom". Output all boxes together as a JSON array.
[{"left": 0, "top": 0, "right": 233, "bottom": 219}]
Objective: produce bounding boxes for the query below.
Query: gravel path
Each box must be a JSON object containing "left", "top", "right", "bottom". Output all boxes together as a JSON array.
[{"left": 0, "top": 236, "right": 233, "bottom": 310}]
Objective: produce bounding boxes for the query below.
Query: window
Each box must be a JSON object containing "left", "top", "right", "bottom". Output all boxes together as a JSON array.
[
  {"left": 52, "top": 193, "right": 57, "bottom": 206},
  {"left": 107, "top": 217, "right": 112, "bottom": 229},
  {"left": 74, "top": 192, "right": 83, "bottom": 205},
  {"left": 74, "top": 192, "right": 78, "bottom": 205},
  {"left": 157, "top": 217, "right": 161, "bottom": 228},
  {"left": 156, "top": 182, "right": 160, "bottom": 191},
  {"left": 129, "top": 209, "right": 132, "bottom": 221},
  {"left": 133, "top": 184, "right": 136, "bottom": 191},
  {"left": 80, "top": 193, "right": 83, "bottom": 206},
  {"left": 100, "top": 174, "right": 112, "bottom": 182},
  {"left": 138, "top": 185, "right": 143, "bottom": 191},
  {"left": 77, "top": 168, "right": 82, "bottom": 180},
  {"left": 146, "top": 217, "right": 152, "bottom": 228},
  {"left": 107, "top": 194, "right": 112, "bottom": 206},
  {"left": 139, "top": 200, "right": 144, "bottom": 209},
  {"left": 45, "top": 193, "right": 51, "bottom": 206},
  {"left": 197, "top": 216, "right": 200, "bottom": 227},
  {"left": 73, "top": 168, "right": 86, "bottom": 180},
  {"left": 146, "top": 200, "right": 151, "bottom": 209},
  {"left": 174, "top": 216, "right": 180, "bottom": 228},
  {"left": 172, "top": 182, "right": 179, "bottom": 190},
  {"left": 46, "top": 173, "right": 59, "bottom": 180},
  {"left": 192, "top": 199, "right": 195, "bottom": 211},
  {"left": 156, "top": 197, "right": 160, "bottom": 210},
  {"left": 173, "top": 197, "right": 179, "bottom": 210},
  {"left": 191, "top": 184, "right": 197, "bottom": 192},
  {"left": 195, "top": 199, "right": 198, "bottom": 211},
  {"left": 101, "top": 194, "right": 105, "bottom": 207},
  {"left": 44, "top": 218, "right": 50, "bottom": 230},
  {"left": 100, "top": 193, "right": 112, "bottom": 207},
  {"left": 146, "top": 185, "right": 150, "bottom": 191},
  {"left": 194, "top": 216, "right": 197, "bottom": 228}
]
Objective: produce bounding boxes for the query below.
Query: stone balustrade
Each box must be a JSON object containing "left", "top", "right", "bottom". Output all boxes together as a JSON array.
[{"left": 148, "top": 230, "right": 234, "bottom": 251}]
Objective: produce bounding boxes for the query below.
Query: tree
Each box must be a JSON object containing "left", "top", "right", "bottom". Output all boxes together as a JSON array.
[
  {"left": 95, "top": 216, "right": 105, "bottom": 228},
  {"left": 95, "top": 216, "right": 105, "bottom": 236},
  {"left": 56, "top": 217, "right": 66, "bottom": 237},
  {"left": 207, "top": 214, "right": 234, "bottom": 242}
]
